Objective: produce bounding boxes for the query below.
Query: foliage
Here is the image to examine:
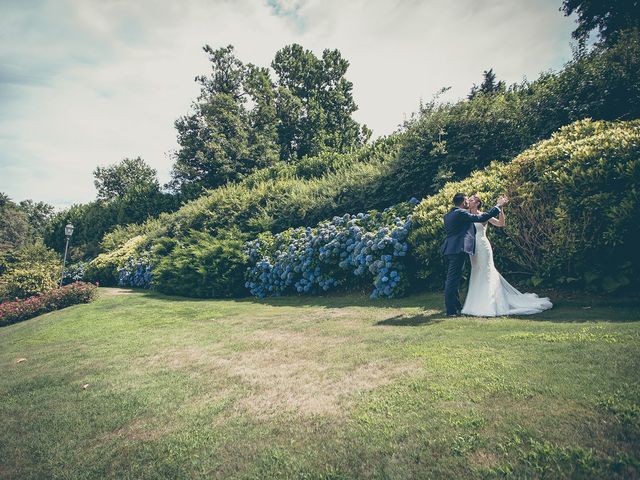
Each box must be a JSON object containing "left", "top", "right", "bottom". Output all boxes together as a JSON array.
[
  {"left": 0, "top": 241, "right": 60, "bottom": 277},
  {"left": 244, "top": 201, "right": 416, "bottom": 299},
  {"left": 93, "top": 157, "right": 159, "bottom": 200},
  {"left": 272, "top": 44, "right": 370, "bottom": 161},
  {"left": 84, "top": 235, "right": 147, "bottom": 286},
  {"left": 170, "top": 43, "right": 369, "bottom": 199},
  {"left": 100, "top": 218, "right": 165, "bottom": 253},
  {"left": 0, "top": 241, "right": 61, "bottom": 301},
  {"left": 467, "top": 68, "right": 506, "bottom": 100},
  {"left": 0, "top": 194, "right": 54, "bottom": 251},
  {"left": 0, "top": 264, "right": 60, "bottom": 302},
  {"left": 152, "top": 232, "right": 248, "bottom": 298},
  {"left": 44, "top": 188, "right": 178, "bottom": 259},
  {"left": 0, "top": 281, "right": 98, "bottom": 326},
  {"left": 152, "top": 139, "right": 400, "bottom": 243},
  {"left": 409, "top": 119, "right": 640, "bottom": 293},
  {"left": 124, "top": 31, "right": 640, "bottom": 263},
  {"left": 561, "top": 0, "right": 640, "bottom": 47},
  {"left": 383, "top": 30, "right": 640, "bottom": 205}
]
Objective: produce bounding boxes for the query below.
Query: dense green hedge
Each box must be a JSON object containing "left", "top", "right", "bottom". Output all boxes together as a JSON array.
[
  {"left": 152, "top": 232, "right": 248, "bottom": 298},
  {"left": 409, "top": 119, "right": 640, "bottom": 293},
  {"left": 87, "top": 119, "right": 640, "bottom": 297}
]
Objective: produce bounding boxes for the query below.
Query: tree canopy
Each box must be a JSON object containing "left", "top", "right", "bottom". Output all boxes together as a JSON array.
[
  {"left": 170, "top": 44, "right": 371, "bottom": 199},
  {"left": 561, "top": 0, "right": 640, "bottom": 46}
]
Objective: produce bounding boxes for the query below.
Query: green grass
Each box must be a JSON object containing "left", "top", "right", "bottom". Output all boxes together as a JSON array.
[{"left": 1, "top": 288, "right": 639, "bottom": 479}]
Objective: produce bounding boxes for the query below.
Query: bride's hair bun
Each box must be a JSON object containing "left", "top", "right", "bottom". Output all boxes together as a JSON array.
[{"left": 473, "top": 194, "right": 483, "bottom": 208}]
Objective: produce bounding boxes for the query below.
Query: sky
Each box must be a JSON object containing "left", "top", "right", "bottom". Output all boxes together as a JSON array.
[{"left": 0, "top": 0, "right": 580, "bottom": 209}]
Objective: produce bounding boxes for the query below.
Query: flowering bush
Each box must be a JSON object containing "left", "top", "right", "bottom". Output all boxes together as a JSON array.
[
  {"left": 244, "top": 200, "right": 417, "bottom": 299},
  {"left": 85, "top": 235, "right": 147, "bottom": 286},
  {"left": 0, "top": 282, "right": 98, "bottom": 326},
  {"left": 117, "top": 257, "right": 153, "bottom": 288},
  {"left": 62, "top": 261, "right": 87, "bottom": 285}
]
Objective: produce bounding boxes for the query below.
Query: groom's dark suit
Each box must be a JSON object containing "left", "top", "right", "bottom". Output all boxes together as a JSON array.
[{"left": 441, "top": 206, "right": 501, "bottom": 315}]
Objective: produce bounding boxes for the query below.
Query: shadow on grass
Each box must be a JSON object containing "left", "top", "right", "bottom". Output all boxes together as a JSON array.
[
  {"left": 375, "top": 312, "right": 444, "bottom": 327},
  {"left": 134, "top": 288, "right": 442, "bottom": 310},
  {"left": 119, "top": 288, "right": 640, "bottom": 323}
]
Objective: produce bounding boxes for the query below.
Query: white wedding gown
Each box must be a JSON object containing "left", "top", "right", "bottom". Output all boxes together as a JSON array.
[{"left": 461, "top": 222, "right": 552, "bottom": 317}]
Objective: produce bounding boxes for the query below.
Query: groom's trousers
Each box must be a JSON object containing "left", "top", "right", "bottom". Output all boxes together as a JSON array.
[{"left": 444, "top": 253, "right": 466, "bottom": 315}]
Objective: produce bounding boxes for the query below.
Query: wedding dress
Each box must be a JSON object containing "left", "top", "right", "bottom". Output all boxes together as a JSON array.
[{"left": 461, "top": 222, "right": 552, "bottom": 317}]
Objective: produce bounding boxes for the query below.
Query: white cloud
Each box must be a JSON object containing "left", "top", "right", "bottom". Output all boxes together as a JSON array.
[{"left": 0, "top": 0, "right": 577, "bottom": 209}]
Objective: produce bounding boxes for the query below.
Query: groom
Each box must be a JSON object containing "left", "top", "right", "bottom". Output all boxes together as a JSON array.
[{"left": 441, "top": 193, "right": 508, "bottom": 316}]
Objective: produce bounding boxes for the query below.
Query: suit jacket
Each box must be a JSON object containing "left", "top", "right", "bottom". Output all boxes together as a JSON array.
[{"left": 440, "top": 206, "right": 501, "bottom": 256}]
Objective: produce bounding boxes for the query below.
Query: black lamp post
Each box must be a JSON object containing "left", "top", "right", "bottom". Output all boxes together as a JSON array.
[{"left": 59, "top": 223, "right": 74, "bottom": 287}]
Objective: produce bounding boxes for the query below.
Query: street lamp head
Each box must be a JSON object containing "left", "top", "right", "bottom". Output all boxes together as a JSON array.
[{"left": 64, "top": 223, "right": 74, "bottom": 237}]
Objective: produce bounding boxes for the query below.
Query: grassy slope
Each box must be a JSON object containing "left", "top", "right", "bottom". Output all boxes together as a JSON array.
[{"left": 0, "top": 289, "right": 639, "bottom": 479}]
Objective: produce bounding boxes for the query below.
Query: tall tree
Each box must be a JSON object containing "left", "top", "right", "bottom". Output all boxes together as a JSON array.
[
  {"left": 561, "top": 0, "right": 640, "bottom": 47},
  {"left": 170, "top": 44, "right": 370, "bottom": 198},
  {"left": 468, "top": 68, "right": 505, "bottom": 99},
  {"left": 272, "top": 44, "right": 370, "bottom": 160},
  {"left": 170, "top": 45, "right": 279, "bottom": 199},
  {"left": 0, "top": 194, "right": 54, "bottom": 251},
  {"left": 93, "top": 157, "right": 159, "bottom": 200}
]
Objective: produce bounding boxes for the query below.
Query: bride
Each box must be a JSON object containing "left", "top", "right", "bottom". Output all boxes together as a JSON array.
[{"left": 461, "top": 194, "right": 553, "bottom": 317}]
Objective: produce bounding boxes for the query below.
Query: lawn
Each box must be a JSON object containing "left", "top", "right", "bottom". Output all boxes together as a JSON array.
[{"left": 1, "top": 288, "right": 639, "bottom": 479}]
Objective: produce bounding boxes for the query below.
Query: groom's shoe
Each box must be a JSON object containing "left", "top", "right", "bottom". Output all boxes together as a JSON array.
[{"left": 445, "top": 309, "right": 462, "bottom": 317}]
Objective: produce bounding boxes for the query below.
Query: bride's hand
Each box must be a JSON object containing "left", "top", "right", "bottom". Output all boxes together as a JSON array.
[{"left": 497, "top": 196, "right": 509, "bottom": 207}]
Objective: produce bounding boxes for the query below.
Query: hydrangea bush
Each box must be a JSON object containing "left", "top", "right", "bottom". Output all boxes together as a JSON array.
[
  {"left": 244, "top": 200, "right": 418, "bottom": 299},
  {"left": 117, "top": 257, "right": 153, "bottom": 289}
]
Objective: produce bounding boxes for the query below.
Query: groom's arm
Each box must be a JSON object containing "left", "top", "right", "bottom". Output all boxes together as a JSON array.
[{"left": 458, "top": 206, "right": 500, "bottom": 224}]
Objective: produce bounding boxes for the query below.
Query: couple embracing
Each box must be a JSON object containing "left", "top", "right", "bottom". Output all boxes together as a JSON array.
[{"left": 441, "top": 192, "right": 552, "bottom": 317}]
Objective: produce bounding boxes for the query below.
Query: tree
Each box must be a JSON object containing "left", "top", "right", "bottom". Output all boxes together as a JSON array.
[
  {"left": 561, "top": 0, "right": 640, "bottom": 47},
  {"left": 468, "top": 69, "right": 506, "bottom": 99},
  {"left": 93, "top": 157, "right": 159, "bottom": 200},
  {"left": 170, "top": 45, "right": 279, "bottom": 199},
  {"left": 18, "top": 200, "right": 54, "bottom": 237},
  {"left": 272, "top": 44, "right": 370, "bottom": 160},
  {"left": 0, "top": 194, "right": 54, "bottom": 251},
  {"left": 170, "top": 44, "right": 370, "bottom": 199}
]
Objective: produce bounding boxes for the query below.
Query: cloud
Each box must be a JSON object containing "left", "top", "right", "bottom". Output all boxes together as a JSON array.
[{"left": 0, "top": 0, "right": 577, "bottom": 209}]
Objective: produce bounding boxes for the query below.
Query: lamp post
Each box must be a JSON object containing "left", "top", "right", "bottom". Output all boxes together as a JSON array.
[{"left": 59, "top": 223, "right": 74, "bottom": 287}]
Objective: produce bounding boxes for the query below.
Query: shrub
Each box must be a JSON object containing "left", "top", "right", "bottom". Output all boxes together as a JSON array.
[
  {"left": 117, "top": 257, "right": 153, "bottom": 289},
  {"left": 152, "top": 232, "right": 248, "bottom": 298},
  {"left": 244, "top": 201, "right": 417, "bottom": 299},
  {"left": 85, "top": 235, "right": 147, "bottom": 286},
  {"left": 62, "top": 261, "right": 87, "bottom": 285},
  {"left": 0, "top": 282, "right": 98, "bottom": 326},
  {"left": 409, "top": 119, "right": 640, "bottom": 293},
  {"left": 0, "top": 264, "right": 60, "bottom": 301}
]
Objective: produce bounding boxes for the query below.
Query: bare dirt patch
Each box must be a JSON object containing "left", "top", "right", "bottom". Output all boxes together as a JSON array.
[
  {"left": 97, "top": 417, "right": 169, "bottom": 443},
  {"left": 141, "top": 329, "right": 419, "bottom": 418},
  {"left": 468, "top": 449, "right": 500, "bottom": 469},
  {"left": 99, "top": 288, "right": 133, "bottom": 297}
]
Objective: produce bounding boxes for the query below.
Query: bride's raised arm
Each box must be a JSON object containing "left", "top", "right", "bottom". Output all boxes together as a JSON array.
[{"left": 489, "top": 208, "right": 505, "bottom": 227}]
